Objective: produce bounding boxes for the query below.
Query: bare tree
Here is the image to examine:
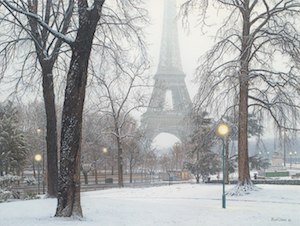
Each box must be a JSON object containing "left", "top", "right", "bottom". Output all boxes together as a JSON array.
[
  {"left": 122, "top": 128, "right": 143, "bottom": 183},
  {"left": 2, "top": 0, "right": 149, "bottom": 216},
  {"left": 1, "top": 0, "right": 105, "bottom": 217},
  {"left": 158, "top": 154, "right": 173, "bottom": 172},
  {"left": 180, "top": 0, "right": 300, "bottom": 194},
  {"left": 20, "top": 102, "right": 46, "bottom": 180},
  {"left": 106, "top": 140, "right": 118, "bottom": 176},
  {"left": 144, "top": 148, "right": 157, "bottom": 175},
  {"left": 89, "top": 60, "right": 150, "bottom": 187},
  {"left": 97, "top": 112, "right": 146, "bottom": 187},
  {"left": 0, "top": 0, "right": 74, "bottom": 198},
  {"left": 81, "top": 112, "right": 109, "bottom": 184}
]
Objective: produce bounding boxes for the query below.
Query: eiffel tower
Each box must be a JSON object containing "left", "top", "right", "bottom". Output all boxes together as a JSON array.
[{"left": 141, "top": 0, "right": 192, "bottom": 141}]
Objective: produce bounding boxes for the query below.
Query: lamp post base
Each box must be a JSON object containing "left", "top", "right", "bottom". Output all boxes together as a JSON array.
[{"left": 222, "top": 194, "right": 226, "bottom": 209}]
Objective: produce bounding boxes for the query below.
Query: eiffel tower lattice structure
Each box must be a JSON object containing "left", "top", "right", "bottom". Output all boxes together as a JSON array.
[{"left": 141, "top": 0, "right": 192, "bottom": 141}]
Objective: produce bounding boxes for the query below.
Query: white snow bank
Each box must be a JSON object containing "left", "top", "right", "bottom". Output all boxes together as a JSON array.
[{"left": 0, "top": 184, "right": 299, "bottom": 226}]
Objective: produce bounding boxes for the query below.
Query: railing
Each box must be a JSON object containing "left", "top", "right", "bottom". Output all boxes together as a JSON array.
[{"left": 9, "top": 172, "right": 164, "bottom": 195}]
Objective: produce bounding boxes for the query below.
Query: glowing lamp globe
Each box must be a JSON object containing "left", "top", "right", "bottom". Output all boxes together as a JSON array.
[
  {"left": 34, "top": 154, "right": 42, "bottom": 162},
  {"left": 217, "top": 124, "right": 229, "bottom": 136}
]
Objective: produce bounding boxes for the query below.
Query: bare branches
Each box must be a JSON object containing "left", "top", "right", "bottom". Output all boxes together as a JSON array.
[
  {"left": 2, "top": 0, "right": 74, "bottom": 45},
  {"left": 0, "top": 0, "right": 75, "bottom": 103},
  {"left": 183, "top": 0, "right": 300, "bottom": 130},
  {"left": 181, "top": 0, "right": 300, "bottom": 188},
  {"left": 179, "top": 0, "right": 209, "bottom": 31}
]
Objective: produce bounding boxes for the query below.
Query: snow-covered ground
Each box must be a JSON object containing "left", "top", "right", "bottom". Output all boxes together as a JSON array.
[{"left": 0, "top": 183, "right": 299, "bottom": 226}]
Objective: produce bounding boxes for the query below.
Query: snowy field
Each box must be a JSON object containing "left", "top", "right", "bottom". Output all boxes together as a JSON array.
[{"left": 0, "top": 183, "right": 299, "bottom": 226}]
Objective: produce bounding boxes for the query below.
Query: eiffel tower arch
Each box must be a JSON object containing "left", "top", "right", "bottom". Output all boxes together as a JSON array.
[{"left": 141, "top": 0, "right": 192, "bottom": 142}]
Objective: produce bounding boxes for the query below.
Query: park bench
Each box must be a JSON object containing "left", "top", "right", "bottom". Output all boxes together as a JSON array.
[{"left": 291, "top": 173, "right": 300, "bottom": 179}]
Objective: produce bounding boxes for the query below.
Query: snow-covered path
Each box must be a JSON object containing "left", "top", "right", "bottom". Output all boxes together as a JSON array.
[{"left": 0, "top": 184, "right": 299, "bottom": 226}]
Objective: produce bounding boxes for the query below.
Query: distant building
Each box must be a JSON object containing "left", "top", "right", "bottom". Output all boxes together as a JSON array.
[{"left": 161, "top": 171, "right": 191, "bottom": 181}]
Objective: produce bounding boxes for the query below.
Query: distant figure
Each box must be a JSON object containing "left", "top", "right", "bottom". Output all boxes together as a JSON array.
[{"left": 254, "top": 173, "right": 257, "bottom": 180}]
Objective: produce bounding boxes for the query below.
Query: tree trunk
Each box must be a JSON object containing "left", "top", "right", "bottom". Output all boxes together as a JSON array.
[
  {"left": 196, "top": 174, "right": 200, "bottom": 184},
  {"left": 225, "top": 136, "right": 229, "bottom": 184},
  {"left": 17, "top": 170, "right": 20, "bottom": 186},
  {"left": 83, "top": 171, "right": 88, "bottom": 184},
  {"left": 27, "top": 0, "right": 74, "bottom": 199},
  {"left": 5, "top": 161, "right": 8, "bottom": 174},
  {"left": 130, "top": 159, "right": 133, "bottom": 183},
  {"left": 42, "top": 66, "right": 58, "bottom": 198},
  {"left": 238, "top": 75, "right": 251, "bottom": 185},
  {"left": 0, "top": 159, "right": 3, "bottom": 176},
  {"left": 117, "top": 137, "right": 124, "bottom": 187},
  {"left": 0, "top": 156, "right": 1, "bottom": 176},
  {"left": 55, "top": 2, "right": 103, "bottom": 217},
  {"left": 95, "top": 169, "right": 98, "bottom": 184},
  {"left": 238, "top": 3, "right": 251, "bottom": 185},
  {"left": 124, "top": 158, "right": 127, "bottom": 175},
  {"left": 196, "top": 150, "right": 200, "bottom": 183},
  {"left": 55, "top": 54, "right": 85, "bottom": 216},
  {"left": 33, "top": 160, "right": 36, "bottom": 178}
]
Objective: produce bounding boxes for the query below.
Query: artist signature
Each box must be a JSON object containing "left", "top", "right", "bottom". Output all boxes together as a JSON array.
[{"left": 271, "top": 218, "right": 291, "bottom": 222}]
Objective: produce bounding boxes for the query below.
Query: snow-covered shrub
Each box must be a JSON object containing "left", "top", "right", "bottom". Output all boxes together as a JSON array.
[
  {"left": 0, "top": 174, "right": 21, "bottom": 202},
  {"left": 0, "top": 174, "right": 20, "bottom": 189},
  {"left": 24, "top": 177, "right": 37, "bottom": 186},
  {"left": 0, "top": 189, "right": 12, "bottom": 202},
  {"left": 21, "top": 191, "right": 40, "bottom": 200}
]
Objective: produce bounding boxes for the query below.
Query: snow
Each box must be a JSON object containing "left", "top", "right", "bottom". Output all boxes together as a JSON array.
[{"left": 0, "top": 183, "right": 299, "bottom": 226}]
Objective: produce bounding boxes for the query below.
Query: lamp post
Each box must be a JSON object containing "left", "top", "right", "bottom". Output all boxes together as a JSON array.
[
  {"left": 295, "top": 151, "right": 298, "bottom": 164},
  {"left": 34, "top": 154, "right": 42, "bottom": 195},
  {"left": 37, "top": 128, "right": 45, "bottom": 194},
  {"left": 103, "top": 147, "right": 107, "bottom": 181},
  {"left": 217, "top": 123, "right": 229, "bottom": 209},
  {"left": 0, "top": 142, "right": 2, "bottom": 176},
  {"left": 289, "top": 152, "right": 292, "bottom": 169},
  {"left": 174, "top": 142, "right": 180, "bottom": 170},
  {"left": 282, "top": 129, "right": 288, "bottom": 167}
]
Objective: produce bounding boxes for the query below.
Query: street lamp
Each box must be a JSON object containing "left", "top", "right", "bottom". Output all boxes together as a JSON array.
[
  {"left": 281, "top": 129, "right": 288, "bottom": 167},
  {"left": 217, "top": 123, "right": 229, "bottom": 209},
  {"left": 174, "top": 142, "right": 180, "bottom": 170},
  {"left": 37, "top": 128, "right": 45, "bottom": 194},
  {"left": 289, "top": 152, "right": 292, "bottom": 169},
  {"left": 103, "top": 147, "right": 107, "bottom": 180},
  {"left": 34, "top": 154, "right": 42, "bottom": 195},
  {"left": 295, "top": 151, "right": 298, "bottom": 164}
]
